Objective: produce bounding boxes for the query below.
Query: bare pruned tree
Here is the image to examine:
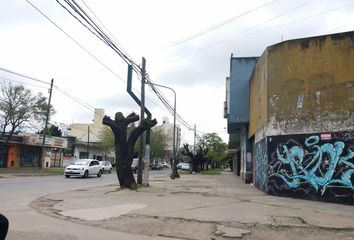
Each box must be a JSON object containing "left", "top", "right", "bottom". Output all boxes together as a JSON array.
[{"left": 103, "top": 112, "right": 157, "bottom": 189}]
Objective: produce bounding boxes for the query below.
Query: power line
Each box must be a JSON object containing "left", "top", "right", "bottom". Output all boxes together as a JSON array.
[
  {"left": 164, "top": 0, "right": 280, "bottom": 48},
  {"left": 26, "top": 0, "right": 157, "bottom": 109},
  {"left": 163, "top": 1, "right": 354, "bottom": 64},
  {"left": 162, "top": 0, "right": 313, "bottom": 63},
  {"left": 55, "top": 0, "right": 194, "bottom": 130},
  {"left": 0, "top": 65, "right": 96, "bottom": 114},
  {"left": 54, "top": 86, "right": 95, "bottom": 112},
  {"left": 55, "top": 0, "right": 141, "bottom": 74},
  {"left": 0, "top": 64, "right": 178, "bottom": 129},
  {"left": 25, "top": 0, "right": 127, "bottom": 85},
  {"left": 0, "top": 76, "right": 48, "bottom": 89},
  {"left": 79, "top": 0, "right": 135, "bottom": 65},
  {"left": 0, "top": 66, "right": 50, "bottom": 85}
]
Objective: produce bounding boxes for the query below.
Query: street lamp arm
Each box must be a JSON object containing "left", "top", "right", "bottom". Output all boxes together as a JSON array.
[
  {"left": 146, "top": 82, "right": 176, "bottom": 100},
  {"left": 146, "top": 81, "right": 179, "bottom": 178}
]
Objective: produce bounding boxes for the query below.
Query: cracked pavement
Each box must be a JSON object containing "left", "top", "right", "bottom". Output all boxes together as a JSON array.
[{"left": 28, "top": 172, "right": 354, "bottom": 240}]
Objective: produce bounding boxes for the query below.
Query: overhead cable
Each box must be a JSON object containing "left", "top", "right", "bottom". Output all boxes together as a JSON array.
[
  {"left": 165, "top": 0, "right": 280, "bottom": 48},
  {"left": 0, "top": 66, "right": 50, "bottom": 85},
  {"left": 163, "top": 0, "right": 313, "bottom": 63},
  {"left": 55, "top": 0, "right": 194, "bottom": 130},
  {"left": 25, "top": 0, "right": 127, "bottom": 85}
]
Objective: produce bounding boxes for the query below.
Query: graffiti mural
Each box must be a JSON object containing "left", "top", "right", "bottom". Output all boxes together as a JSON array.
[
  {"left": 255, "top": 138, "right": 268, "bottom": 191},
  {"left": 266, "top": 131, "right": 354, "bottom": 204}
]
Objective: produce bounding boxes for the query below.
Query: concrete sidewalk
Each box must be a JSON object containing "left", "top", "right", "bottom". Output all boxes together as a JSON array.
[{"left": 30, "top": 172, "right": 354, "bottom": 240}]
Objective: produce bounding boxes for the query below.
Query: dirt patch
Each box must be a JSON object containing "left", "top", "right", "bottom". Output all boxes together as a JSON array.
[
  {"left": 89, "top": 215, "right": 219, "bottom": 240},
  {"left": 243, "top": 225, "right": 354, "bottom": 240},
  {"left": 31, "top": 196, "right": 354, "bottom": 240},
  {"left": 7, "top": 230, "right": 78, "bottom": 240},
  {"left": 271, "top": 216, "right": 308, "bottom": 226},
  {"left": 30, "top": 197, "right": 64, "bottom": 217}
]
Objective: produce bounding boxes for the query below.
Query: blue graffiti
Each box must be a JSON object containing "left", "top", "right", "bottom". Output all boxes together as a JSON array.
[
  {"left": 271, "top": 135, "right": 354, "bottom": 195},
  {"left": 255, "top": 139, "right": 268, "bottom": 191}
]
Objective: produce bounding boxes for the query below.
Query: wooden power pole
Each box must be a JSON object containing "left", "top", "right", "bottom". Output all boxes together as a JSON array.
[
  {"left": 39, "top": 78, "right": 54, "bottom": 169},
  {"left": 138, "top": 57, "right": 146, "bottom": 185}
]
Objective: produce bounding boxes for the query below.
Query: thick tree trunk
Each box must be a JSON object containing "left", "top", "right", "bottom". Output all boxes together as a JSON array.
[
  {"left": 116, "top": 159, "right": 137, "bottom": 189},
  {"left": 103, "top": 112, "right": 156, "bottom": 190}
]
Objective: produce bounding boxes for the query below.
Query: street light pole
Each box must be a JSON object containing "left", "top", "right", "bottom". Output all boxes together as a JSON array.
[
  {"left": 87, "top": 125, "right": 90, "bottom": 158},
  {"left": 146, "top": 82, "right": 179, "bottom": 179}
]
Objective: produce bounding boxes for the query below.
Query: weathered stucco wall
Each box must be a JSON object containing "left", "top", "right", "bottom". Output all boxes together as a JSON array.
[
  {"left": 249, "top": 50, "right": 268, "bottom": 138},
  {"left": 250, "top": 31, "right": 354, "bottom": 140},
  {"left": 250, "top": 32, "right": 354, "bottom": 205}
]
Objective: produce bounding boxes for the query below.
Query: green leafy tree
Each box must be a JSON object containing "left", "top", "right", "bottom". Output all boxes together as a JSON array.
[
  {"left": 38, "top": 124, "right": 62, "bottom": 137},
  {"left": 182, "top": 143, "right": 208, "bottom": 173},
  {"left": 150, "top": 128, "right": 168, "bottom": 162},
  {"left": 0, "top": 82, "right": 53, "bottom": 140},
  {"left": 196, "top": 133, "right": 227, "bottom": 168},
  {"left": 98, "top": 125, "right": 115, "bottom": 160}
]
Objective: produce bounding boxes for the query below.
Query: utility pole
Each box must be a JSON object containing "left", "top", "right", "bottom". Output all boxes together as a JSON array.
[
  {"left": 193, "top": 124, "right": 196, "bottom": 154},
  {"left": 87, "top": 126, "right": 90, "bottom": 158},
  {"left": 39, "top": 79, "right": 54, "bottom": 169},
  {"left": 138, "top": 57, "right": 146, "bottom": 185}
]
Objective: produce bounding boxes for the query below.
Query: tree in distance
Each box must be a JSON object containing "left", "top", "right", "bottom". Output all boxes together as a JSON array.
[
  {"left": 0, "top": 82, "right": 53, "bottom": 141},
  {"left": 183, "top": 133, "right": 227, "bottom": 172},
  {"left": 197, "top": 133, "right": 227, "bottom": 169},
  {"left": 182, "top": 143, "right": 208, "bottom": 173},
  {"left": 99, "top": 125, "right": 115, "bottom": 161},
  {"left": 38, "top": 124, "right": 62, "bottom": 137}
]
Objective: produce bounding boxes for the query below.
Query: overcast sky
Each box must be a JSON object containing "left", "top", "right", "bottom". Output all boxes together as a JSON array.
[{"left": 1, "top": 0, "right": 354, "bottom": 144}]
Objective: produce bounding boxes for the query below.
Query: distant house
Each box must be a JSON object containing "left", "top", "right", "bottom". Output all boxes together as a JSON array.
[
  {"left": 0, "top": 133, "right": 68, "bottom": 168},
  {"left": 153, "top": 117, "right": 181, "bottom": 163}
]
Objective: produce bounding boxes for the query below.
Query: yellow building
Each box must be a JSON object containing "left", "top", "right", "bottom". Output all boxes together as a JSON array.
[
  {"left": 248, "top": 31, "right": 354, "bottom": 204},
  {"left": 249, "top": 31, "right": 354, "bottom": 141},
  {"left": 68, "top": 108, "right": 114, "bottom": 162}
]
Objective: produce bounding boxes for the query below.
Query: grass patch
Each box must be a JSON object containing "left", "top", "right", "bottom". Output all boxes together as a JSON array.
[
  {"left": 0, "top": 167, "right": 64, "bottom": 175},
  {"left": 200, "top": 168, "right": 222, "bottom": 175}
]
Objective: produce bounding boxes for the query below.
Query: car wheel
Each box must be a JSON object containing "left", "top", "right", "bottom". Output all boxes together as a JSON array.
[
  {"left": 65, "top": 175, "right": 70, "bottom": 178},
  {"left": 108, "top": 169, "right": 111, "bottom": 174},
  {"left": 83, "top": 170, "right": 89, "bottom": 178},
  {"left": 97, "top": 170, "right": 102, "bottom": 177}
]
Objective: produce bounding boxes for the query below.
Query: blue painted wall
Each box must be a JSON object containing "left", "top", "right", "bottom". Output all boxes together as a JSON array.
[
  {"left": 255, "top": 131, "right": 354, "bottom": 205},
  {"left": 227, "top": 56, "right": 258, "bottom": 133}
]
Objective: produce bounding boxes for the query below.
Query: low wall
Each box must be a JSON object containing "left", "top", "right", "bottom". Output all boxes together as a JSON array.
[{"left": 255, "top": 131, "right": 354, "bottom": 205}]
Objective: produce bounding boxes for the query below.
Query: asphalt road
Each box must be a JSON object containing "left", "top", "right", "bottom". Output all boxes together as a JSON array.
[{"left": 0, "top": 170, "right": 173, "bottom": 240}]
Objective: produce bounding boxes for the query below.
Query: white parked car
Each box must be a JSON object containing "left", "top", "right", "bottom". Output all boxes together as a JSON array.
[
  {"left": 160, "top": 161, "right": 169, "bottom": 168},
  {"left": 99, "top": 161, "right": 112, "bottom": 173},
  {"left": 65, "top": 159, "right": 103, "bottom": 178},
  {"left": 177, "top": 162, "right": 190, "bottom": 171}
]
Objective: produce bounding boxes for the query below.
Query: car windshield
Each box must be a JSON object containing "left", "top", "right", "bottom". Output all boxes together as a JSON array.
[{"left": 74, "top": 160, "right": 90, "bottom": 165}]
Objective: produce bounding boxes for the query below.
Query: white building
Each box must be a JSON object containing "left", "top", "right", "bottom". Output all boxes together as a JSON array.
[
  {"left": 153, "top": 117, "right": 181, "bottom": 160},
  {"left": 68, "top": 108, "right": 114, "bottom": 162}
]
